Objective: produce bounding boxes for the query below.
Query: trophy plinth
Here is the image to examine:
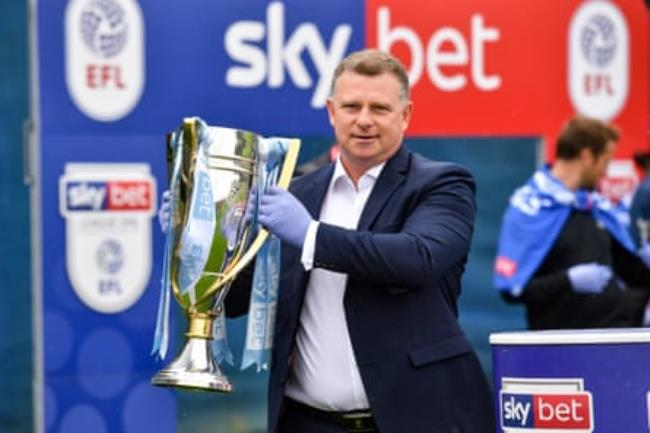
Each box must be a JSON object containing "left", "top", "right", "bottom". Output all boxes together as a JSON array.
[{"left": 151, "top": 313, "right": 233, "bottom": 392}]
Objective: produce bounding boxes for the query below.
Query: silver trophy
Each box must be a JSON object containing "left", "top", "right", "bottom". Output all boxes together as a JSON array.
[{"left": 151, "top": 117, "right": 299, "bottom": 392}]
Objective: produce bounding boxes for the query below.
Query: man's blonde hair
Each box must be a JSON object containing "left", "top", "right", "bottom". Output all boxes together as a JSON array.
[{"left": 331, "top": 49, "right": 410, "bottom": 102}]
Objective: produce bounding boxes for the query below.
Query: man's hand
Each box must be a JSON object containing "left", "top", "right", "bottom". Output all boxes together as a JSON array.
[
  {"left": 566, "top": 263, "right": 612, "bottom": 294},
  {"left": 158, "top": 190, "right": 171, "bottom": 234},
  {"left": 258, "top": 186, "right": 312, "bottom": 248}
]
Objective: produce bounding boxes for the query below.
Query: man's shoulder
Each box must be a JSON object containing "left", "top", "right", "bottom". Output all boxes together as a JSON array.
[{"left": 408, "top": 153, "right": 474, "bottom": 182}]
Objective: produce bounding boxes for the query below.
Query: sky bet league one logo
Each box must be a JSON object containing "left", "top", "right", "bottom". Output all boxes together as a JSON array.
[
  {"left": 65, "top": 0, "right": 145, "bottom": 121},
  {"left": 500, "top": 377, "right": 594, "bottom": 433},
  {"left": 59, "top": 163, "right": 156, "bottom": 314},
  {"left": 568, "top": 0, "right": 629, "bottom": 122}
]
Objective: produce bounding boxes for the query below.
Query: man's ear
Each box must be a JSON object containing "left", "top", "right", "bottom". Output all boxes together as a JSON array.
[
  {"left": 578, "top": 147, "right": 595, "bottom": 166},
  {"left": 402, "top": 101, "right": 413, "bottom": 130},
  {"left": 326, "top": 98, "right": 335, "bottom": 128}
]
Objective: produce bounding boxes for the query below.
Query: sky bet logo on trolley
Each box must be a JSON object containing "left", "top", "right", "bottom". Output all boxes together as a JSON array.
[{"left": 501, "top": 392, "right": 593, "bottom": 432}]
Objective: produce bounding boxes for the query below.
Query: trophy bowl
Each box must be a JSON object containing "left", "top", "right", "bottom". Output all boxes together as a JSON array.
[{"left": 151, "top": 117, "right": 299, "bottom": 392}]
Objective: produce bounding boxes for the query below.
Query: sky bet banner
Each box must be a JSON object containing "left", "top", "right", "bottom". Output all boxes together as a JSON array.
[
  {"left": 39, "top": 0, "right": 647, "bottom": 153},
  {"left": 32, "top": 1, "right": 648, "bottom": 433}
]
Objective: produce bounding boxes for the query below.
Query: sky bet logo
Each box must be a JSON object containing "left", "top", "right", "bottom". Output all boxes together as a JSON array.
[
  {"left": 223, "top": 1, "right": 502, "bottom": 109},
  {"left": 501, "top": 391, "right": 593, "bottom": 432},
  {"left": 64, "top": 180, "right": 152, "bottom": 212}
]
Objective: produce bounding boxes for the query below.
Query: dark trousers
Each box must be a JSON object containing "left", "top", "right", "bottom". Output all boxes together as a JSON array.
[{"left": 276, "top": 399, "right": 379, "bottom": 433}]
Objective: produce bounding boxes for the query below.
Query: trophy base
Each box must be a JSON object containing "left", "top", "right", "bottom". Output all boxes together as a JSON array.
[
  {"left": 152, "top": 369, "right": 233, "bottom": 393},
  {"left": 151, "top": 336, "right": 233, "bottom": 393}
]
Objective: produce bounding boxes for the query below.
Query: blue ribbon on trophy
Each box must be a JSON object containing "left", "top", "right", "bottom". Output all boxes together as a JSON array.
[
  {"left": 151, "top": 129, "right": 183, "bottom": 360},
  {"left": 239, "top": 138, "right": 287, "bottom": 372},
  {"left": 151, "top": 118, "right": 299, "bottom": 389},
  {"left": 178, "top": 128, "right": 217, "bottom": 304}
]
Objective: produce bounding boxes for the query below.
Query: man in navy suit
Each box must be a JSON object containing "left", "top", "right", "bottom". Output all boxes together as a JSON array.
[{"left": 229, "top": 49, "right": 494, "bottom": 433}]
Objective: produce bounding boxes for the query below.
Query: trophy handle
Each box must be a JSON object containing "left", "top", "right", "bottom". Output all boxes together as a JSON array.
[{"left": 191, "top": 138, "right": 301, "bottom": 308}]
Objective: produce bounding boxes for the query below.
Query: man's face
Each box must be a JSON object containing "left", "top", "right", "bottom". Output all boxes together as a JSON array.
[
  {"left": 326, "top": 71, "right": 412, "bottom": 176},
  {"left": 580, "top": 141, "right": 616, "bottom": 190}
]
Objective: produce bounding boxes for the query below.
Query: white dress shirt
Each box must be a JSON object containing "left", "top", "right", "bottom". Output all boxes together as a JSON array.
[{"left": 284, "top": 158, "right": 384, "bottom": 411}]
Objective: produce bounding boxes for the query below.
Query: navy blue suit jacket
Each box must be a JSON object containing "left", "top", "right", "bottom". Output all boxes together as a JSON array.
[{"left": 229, "top": 145, "right": 495, "bottom": 433}]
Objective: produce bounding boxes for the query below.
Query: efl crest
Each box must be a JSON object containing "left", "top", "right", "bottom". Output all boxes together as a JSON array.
[
  {"left": 568, "top": 0, "right": 629, "bottom": 121},
  {"left": 65, "top": 0, "right": 145, "bottom": 121}
]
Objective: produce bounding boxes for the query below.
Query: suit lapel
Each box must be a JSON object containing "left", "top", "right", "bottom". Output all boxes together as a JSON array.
[
  {"left": 283, "top": 164, "right": 334, "bottom": 308},
  {"left": 293, "top": 164, "right": 334, "bottom": 218},
  {"left": 358, "top": 146, "right": 410, "bottom": 231}
]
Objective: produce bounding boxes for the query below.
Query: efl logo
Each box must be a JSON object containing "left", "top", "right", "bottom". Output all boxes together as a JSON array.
[
  {"left": 568, "top": 0, "right": 629, "bottom": 121},
  {"left": 63, "top": 180, "right": 153, "bottom": 212},
  {"left": 65, "top": 0, "right": 145, "bottom": 121}
]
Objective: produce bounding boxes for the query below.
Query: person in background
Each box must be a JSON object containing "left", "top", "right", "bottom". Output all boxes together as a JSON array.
[
  {"left": 226, "top": 49, "right": 495, "bottom": 433},
  {"left": 630, "top": 151, "right": 650, "bottom": 266},
  {"left": 494, "top": 115, "right": 650, "bottom": 330}
]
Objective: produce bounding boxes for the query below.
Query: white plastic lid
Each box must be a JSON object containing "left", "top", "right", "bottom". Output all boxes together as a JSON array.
[{"left": 490, "top": 328, "right": 650, "bottom": 345}]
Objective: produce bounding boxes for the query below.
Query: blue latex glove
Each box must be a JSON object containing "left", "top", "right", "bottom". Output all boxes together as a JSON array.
[
  {"left": 639, "top": 242, "right": 650, "bottom": 268},
  {"left": 257, "top": 186, "right": 312, "bottom": 248},
  {"left": 158, "top": 190, "right": 171, "bottom": 233},
  {"left": 566, "top": 263, "right": 612, "bottom": 294}
]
